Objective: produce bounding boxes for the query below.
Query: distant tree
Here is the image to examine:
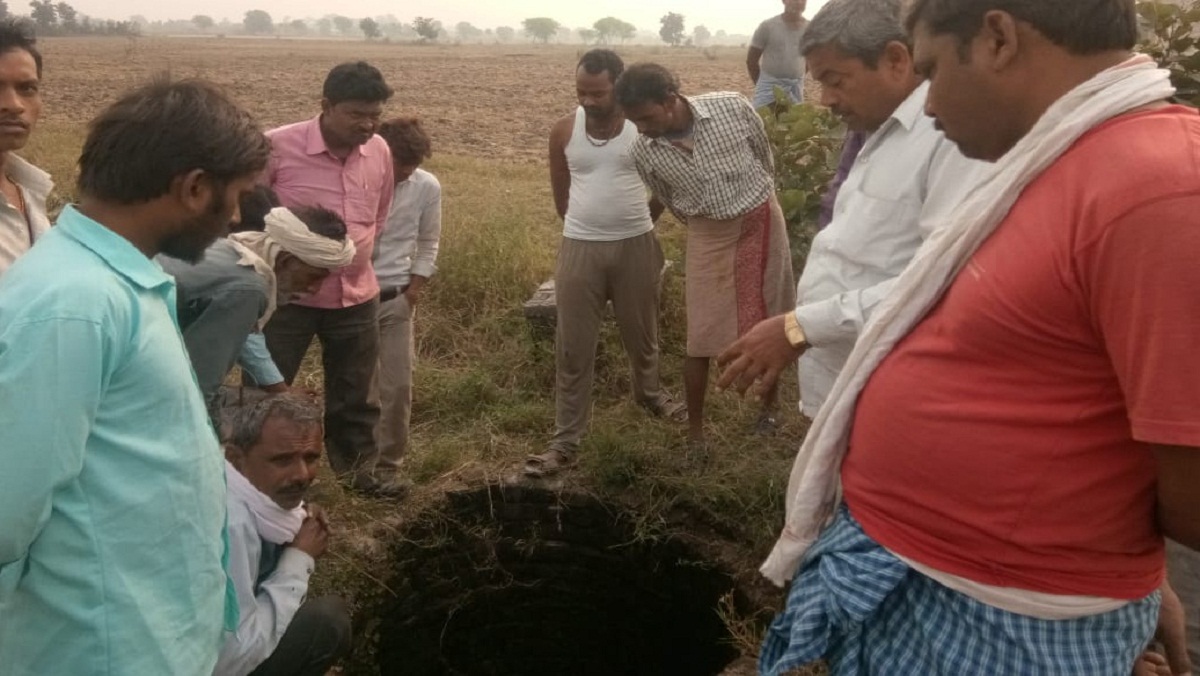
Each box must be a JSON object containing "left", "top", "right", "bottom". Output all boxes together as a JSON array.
[
  {"left": 289, "top": 18, "right": 307, "bottom": 33},
  {"left": 316, "top": 16, "right": 332, "bottom": 36},
  {"left": 191, "top": 14, "right": 214, "bottom": 31},
  {"left": 55, "top": 1, "right": 75, "bottom": 29},
  {"left": 331, "top": 15, "right": 353, "bottom": 35},
  {"left": 243, "top": 9, "right": 273, "bottom": 35},
  {"left": 0, "top": 2, "right": 8, "bottom": 19},
  {"left": 360, "top": 17, "right": 380, "bottom": 39},
  {"left": 577, "top": 27, "right": 598, "bottom": 44},
  {"left": 522, "top": 17, "right": 560, "bottom": 44},
  {"left": 455, "top": 21, "right": 482, "bottom": 41},
  {"left": 593, "top": 16, "right": 636, "bottom": 44},
  {"left": 29, "top": 0, "right": 56, "bottom": 30},
  {"left": 495, "top": 25, "right": 515, "bottom": 42},
  {"left": 412, "top": 16, "right": 439, "bottom": 41},
  {"left": 659, "top": 12, "right": 685, "bottom": 47},
  {"left": 693, "top": 24, "right": 711, "bottom": 47}
]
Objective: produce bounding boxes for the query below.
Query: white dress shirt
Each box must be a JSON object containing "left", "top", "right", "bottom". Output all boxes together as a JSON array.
[
  {"left": 373, "top": 168, "right": 442, "bottom": 290},
  {"left": 0, "top": 154, "right": 53, "bottom": 276},
  {"left": 213, "top": 492, "right": 315, "bottom": 676},
  {"left": 794, "top": 82, "right": 989, "bottom": 417}
]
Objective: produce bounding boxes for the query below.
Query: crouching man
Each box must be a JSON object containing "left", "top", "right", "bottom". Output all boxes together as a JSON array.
[{"left": 216, "top": 394, "right": 352, "bottom": 676}]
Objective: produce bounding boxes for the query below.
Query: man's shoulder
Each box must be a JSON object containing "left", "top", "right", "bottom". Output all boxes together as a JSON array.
[
  {"left": 411, "top": 168, "right": 441, "bottom": 192},
  {"left": 8, "top": 153, "right": 53, "bottom": 197},
  {"left": 1048, "top": 105, "right": 1200, "bottom": 208},
  {"left": 693, "top": 91, "right": 752, "bottom": 111},
  {"left": 0, "top": 230, "right": 136, "bottom": 325},
  {"left": 266, "top": 118, "right": 312, "bottom": 139}
]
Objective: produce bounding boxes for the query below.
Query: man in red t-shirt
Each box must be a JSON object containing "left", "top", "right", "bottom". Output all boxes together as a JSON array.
[{"left": 750, "top": 1, "right": 1200, "bottom": 674}]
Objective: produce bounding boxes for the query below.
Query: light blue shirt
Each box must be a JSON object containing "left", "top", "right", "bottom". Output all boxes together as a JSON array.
[{"left": 0, "top": 206, "right": 236, "bottom": 675}]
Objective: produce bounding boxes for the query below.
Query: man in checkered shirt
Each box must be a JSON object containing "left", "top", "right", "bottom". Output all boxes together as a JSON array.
[{"left": 615, "top": 63, "right": 795, "bottom": 455}]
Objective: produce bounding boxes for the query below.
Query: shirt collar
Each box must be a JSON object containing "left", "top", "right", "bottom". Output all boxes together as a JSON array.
[
  {"left": 56, "top": 205, "right": 174, "bottom": 292},
  {"left": 303, "top": 115, "right": 371, "bottom": 158},
  {"left": 5, "top": 153, "right": 53, "bottom": 198},
  {"left": 889, "top": 81, "right": 930, "bottom": 132},
  {"left": 646, "top": 95, "right": 710, "bottom": 148}
]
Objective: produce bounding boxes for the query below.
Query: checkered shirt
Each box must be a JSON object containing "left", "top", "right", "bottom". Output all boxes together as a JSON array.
[{"left": 631, "top": 92, "right": 775, "bottom": 221}]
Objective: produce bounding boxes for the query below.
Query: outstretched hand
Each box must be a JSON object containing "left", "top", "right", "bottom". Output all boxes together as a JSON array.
[{"left": 716, "top": 314, "right": 805, "bottom": 400}]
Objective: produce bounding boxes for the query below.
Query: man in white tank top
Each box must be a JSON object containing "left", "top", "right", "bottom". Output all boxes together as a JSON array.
[{"left": 524, "top": 49, "right": 685, "bottom": 478}]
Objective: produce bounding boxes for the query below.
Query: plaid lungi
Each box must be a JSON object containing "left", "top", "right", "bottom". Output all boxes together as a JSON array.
[{"left": 760, "top": 506, "right": 1159, "bottom": 675}]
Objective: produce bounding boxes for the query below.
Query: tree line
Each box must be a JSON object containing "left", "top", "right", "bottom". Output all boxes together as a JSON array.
[
  {"left": 4, "top": 1, "right": 140, "bottom": 36},
  {"left": 215, "top": 10, "right": 735, "bottom": 47}
]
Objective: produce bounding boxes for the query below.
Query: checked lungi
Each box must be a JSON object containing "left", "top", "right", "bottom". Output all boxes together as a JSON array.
[{"left": 760, "top": 506, "right": 1160, "bottom": 676}]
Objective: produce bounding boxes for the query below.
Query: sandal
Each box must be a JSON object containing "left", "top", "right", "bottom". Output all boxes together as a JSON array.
[
  {"left": 643, "top": 394, "right": 688, "bottom": 424},
  {"left": 523, "top": 448, "right": 575, "bottom": 478}
]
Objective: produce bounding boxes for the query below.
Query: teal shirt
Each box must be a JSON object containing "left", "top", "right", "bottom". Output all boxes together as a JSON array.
[{"left": 0, "top": 206, "right": 236, "bottom": 675}]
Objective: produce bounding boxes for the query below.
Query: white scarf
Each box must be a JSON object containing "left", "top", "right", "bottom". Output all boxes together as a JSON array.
[
  {"left": 760, "top": 55, "right": 1176, "bottom": 586},
  {"left": 224, "top": 460, "right": 306, "bottom": 545},
  {"left": 229, "top": 207, "right": 357, "bottom": 329}
]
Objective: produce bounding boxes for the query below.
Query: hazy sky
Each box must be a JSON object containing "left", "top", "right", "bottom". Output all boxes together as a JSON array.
[{"left": 70, "top": 0, "right": 831, "bottom": 34}]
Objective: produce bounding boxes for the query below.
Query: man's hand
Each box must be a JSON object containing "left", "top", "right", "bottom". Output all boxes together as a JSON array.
[
  {"left": 291, "top": 504, "right": 329, "bottom": 559},
  {"left": 716, "top": 314, "right": 805, "bottom": 399},
  {"left": 1133, "top": 650, "right": 1174, "bottom": 676},
  {"left": 404, "top": 276, "right": 428, "bottom": 307}
]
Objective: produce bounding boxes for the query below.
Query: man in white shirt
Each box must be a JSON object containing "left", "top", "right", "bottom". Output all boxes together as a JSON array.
[
  {"left": 717, "top": 0, "right": 985, "bottom": 416},
  {"left": 748, "top": 0, "right": 810, "bottom": 108},
  {"left": 525, "top": 49, "right": 684, "bottom": 478},
  {"left": 217, "top": 394, "right": 351, "bottom": 676},
  {"left": 372, "top": 117, "right": 441, "bottom": 489},
  {"left": 0, "top": 19, "right": 51, "bottom": 276}
]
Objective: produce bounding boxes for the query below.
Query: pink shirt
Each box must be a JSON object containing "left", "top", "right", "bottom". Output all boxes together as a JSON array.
[{"left": 265, "top": 116, "right": 395, "bottom": 309}]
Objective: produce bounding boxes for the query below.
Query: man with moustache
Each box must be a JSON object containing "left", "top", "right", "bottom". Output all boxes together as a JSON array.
[
  {"left": 261, "top": 61, "right": 403, "bottom": 497},
  {"left": 524, "top": 49, "right": 684, "bottom": 478},
  {"left": 0, "top": 19, "right": 52, "bottom": 276},
  {"left": 718, "top": 0, "right": 986, "bottom": 419},
  {"left": 754, "top": 0, "right": 1200, "bottom": 673},
  {"left": 0, "top": 78, "right": 270, "bottom": 675},
  {"left": 215, "top": 395, "right": 351, "bottom": 676}
]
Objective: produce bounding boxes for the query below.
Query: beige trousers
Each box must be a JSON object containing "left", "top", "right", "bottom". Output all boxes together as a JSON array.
[
  {"left": 374, "top": 293, "right": 414, "bottom": 474},
  {"left": 549, "top": 231, "right": 666, "bottom": 454}
]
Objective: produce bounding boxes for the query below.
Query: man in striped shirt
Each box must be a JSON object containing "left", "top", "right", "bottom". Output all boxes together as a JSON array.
[{"left": 616, "top": 64, "right": 795, "bottom": 454}]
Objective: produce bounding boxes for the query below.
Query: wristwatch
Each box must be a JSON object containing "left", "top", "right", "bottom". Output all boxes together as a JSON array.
[{"left": 783, "top": 312, "right": 808, "bottom": 349}]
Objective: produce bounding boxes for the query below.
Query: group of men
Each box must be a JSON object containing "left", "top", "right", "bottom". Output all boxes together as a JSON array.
[
  {"left": 1, "top": 0, "right": 1200, "bottom": 672},
  {"left": 0, "top": 20, "right": 443, "bottom": 675}
]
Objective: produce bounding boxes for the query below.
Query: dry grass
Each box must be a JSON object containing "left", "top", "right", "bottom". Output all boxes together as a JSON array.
[{"left": 27, "top": 37, "right": 818, "bottom": 670}]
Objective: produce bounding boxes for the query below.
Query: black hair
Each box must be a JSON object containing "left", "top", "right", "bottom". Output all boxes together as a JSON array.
[
  {"left": 904, "top": 0, "right": 1138, "bottom": 56},
  {"left": 577, "top": 49, "right": 625, "bottom": 82},
  {"left": 613, "top": 63, "right": 680, "bottom": 108},
  {"left": 0, "top": 19, "right": 41, "bottom": 78},
  {"left": 322, "top": 61, "right": 394, "bottom": 105},
  {"left": 377, "top": 117, "right": 433, "bottom": 166},
  {"left": 290, "top": 204, "right": 347, "bottom": 241}
]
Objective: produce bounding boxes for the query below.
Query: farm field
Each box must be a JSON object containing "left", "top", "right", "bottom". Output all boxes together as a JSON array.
[{"left": 24, "top": 37, "right": 818, "bottom": 674}]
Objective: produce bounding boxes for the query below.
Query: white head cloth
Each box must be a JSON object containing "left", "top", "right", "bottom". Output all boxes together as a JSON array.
[
  {"left": 759, "top": 56, "right": 1175, "bottom": 586},
  {"left": 224, "top": 460, "right": 306, "bottom": 545},
  {"left": 228, "top": 206, "right": 357, "bottom": 329}
]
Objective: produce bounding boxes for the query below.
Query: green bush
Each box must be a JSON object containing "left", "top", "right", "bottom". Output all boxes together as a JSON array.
[
  {"left": 1138, "top": 0, "right": 1200, "bottom": 105},
  {"left": 758, "top": 90, "right": 844, "bottom": 267}
]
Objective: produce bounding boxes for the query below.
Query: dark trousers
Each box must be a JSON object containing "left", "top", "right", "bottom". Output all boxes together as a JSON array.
[
  {"left": 262, "top": 299, "right": 381, "bottom": 480},
  {"left": 249, "top": 596, "right": 352, "bottom": 676}
]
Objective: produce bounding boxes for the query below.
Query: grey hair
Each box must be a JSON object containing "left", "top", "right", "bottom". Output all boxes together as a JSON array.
[
  {"left": 800, "top": 0, "right": 908, "bottom": 67},
  {"left": 227, "top": 393, "right": 322, "bottom": 450}
]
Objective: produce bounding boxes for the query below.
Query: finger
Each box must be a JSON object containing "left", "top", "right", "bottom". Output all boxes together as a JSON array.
[
  {"left": 715, "top": 344, "right": 740, "bottom": 368},
  {"left": 753, "top": 366, "right": 783, "bottom": 400}
]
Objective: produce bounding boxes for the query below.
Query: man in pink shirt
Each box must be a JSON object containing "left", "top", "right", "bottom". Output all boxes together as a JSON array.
[{"left": 261, "top": 61, "right": 402, "bottom": 497}]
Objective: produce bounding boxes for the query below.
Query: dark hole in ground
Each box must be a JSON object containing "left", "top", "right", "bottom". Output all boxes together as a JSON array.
[{"left": 376, "top": 484, "right": 744, "bottom": 676}]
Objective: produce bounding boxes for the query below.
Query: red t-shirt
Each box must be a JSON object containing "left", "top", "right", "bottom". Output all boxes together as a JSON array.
[{"left": 842, "top": 106, "right": 1200, "bottom": 600}]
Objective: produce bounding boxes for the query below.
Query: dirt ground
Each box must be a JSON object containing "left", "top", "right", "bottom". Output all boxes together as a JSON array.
[{"left": 39, "top": 37, "right": 757, "bottom": 162}]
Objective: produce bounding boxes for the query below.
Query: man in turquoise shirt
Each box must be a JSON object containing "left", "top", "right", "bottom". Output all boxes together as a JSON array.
[{"left": 0, "top": 79, "right": 270, "bottom": 675}]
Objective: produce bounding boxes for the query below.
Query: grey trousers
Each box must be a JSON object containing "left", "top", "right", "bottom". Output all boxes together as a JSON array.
[
  {"left": 374, "top": 292, "right": 415, "bottom": 475},
  {"left": 249, "top": 595, "right": 352, "bottom": 676},
  {"left": 549, "top": 231, "right": 666, "bottom": 454}
]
